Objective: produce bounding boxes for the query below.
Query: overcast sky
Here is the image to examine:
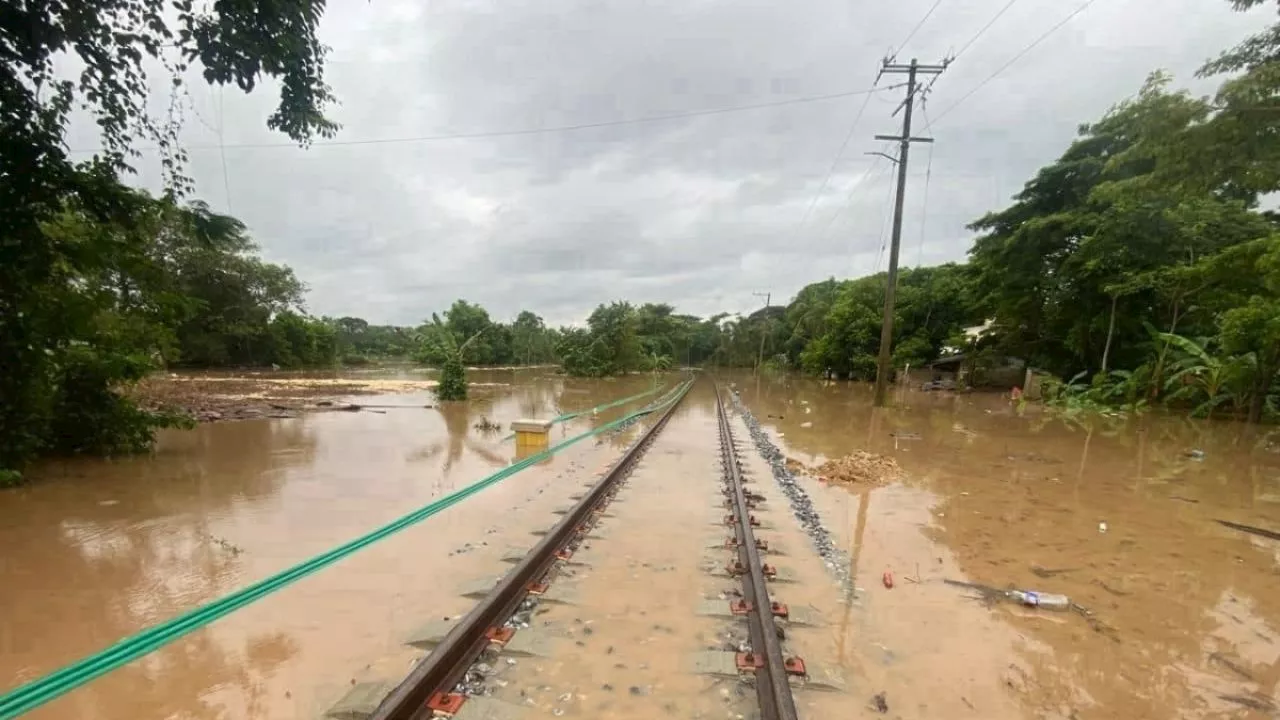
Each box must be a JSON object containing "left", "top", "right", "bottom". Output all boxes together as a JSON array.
[{"left": 67, "top": 0, "right": 1265, "bottom": 326}]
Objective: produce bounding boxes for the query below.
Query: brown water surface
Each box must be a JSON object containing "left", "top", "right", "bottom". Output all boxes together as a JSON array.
[
  {"left": 5, "top": 369, "right": 1280, "bottom": 720},
  {"left": 0, "top": 369, "right": 664, "bottom": 719},
  {"left": 732, "top": 372, "right": 1280, "bottom": 719}
]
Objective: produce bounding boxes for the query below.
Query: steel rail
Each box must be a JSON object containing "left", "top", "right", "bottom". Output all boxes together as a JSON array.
[
  {"left": 370, "top": 378, "right": 694, "bottom": 720},
  {"left": 715, "top": 385, "right": 800, "bottom": 720}
]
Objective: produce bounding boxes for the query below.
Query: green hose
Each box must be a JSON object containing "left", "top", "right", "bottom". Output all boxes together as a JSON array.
[
  {"left": 553, "top": 383, "right": 665, "bottom": 422},
  {"left": 0, "top": 379, "right": 693, "bottom": 719},
  {"left": 500, "top": 382, "right": 666, "bottom": 441}
]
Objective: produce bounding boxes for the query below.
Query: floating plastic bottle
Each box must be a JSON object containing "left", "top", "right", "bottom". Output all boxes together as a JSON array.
[{"left": 1008, "top": 590, "right": 1071, "bottom": 611}]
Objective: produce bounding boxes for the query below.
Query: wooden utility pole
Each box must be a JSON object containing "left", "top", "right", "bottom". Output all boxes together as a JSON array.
[
  {"left": 872, "top": 57, "right": 948, "bottom": 407},
  {"left": 752, "top": 291, "right": 771, "bottom": 373}
]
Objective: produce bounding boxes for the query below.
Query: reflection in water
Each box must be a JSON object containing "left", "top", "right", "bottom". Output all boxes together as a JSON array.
[
  {"left": 435, "top": 401, "right": 482, "bottom": 477},
  {"left": 835, "top": 487, "right": 869, "bottom": 667},
  {"left": 731, "top": 370, "right": 1280, "bottom": 719},
  {"left": 0, "top": 419, "right": 316, "bottom": 719}
]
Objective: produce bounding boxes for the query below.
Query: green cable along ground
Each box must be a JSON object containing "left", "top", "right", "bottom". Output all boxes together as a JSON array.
[
  {"left": 0, "top": 378, "right": 694, "bottom": 720},
  {"left": 500, "top": 382, "right": 666, "bottom": 441},
  {"left": 552, "top": 382, "right": 664, "bottom": 422}
]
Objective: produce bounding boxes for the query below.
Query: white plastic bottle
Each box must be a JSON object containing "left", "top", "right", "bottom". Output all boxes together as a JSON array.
[{"left": 1008, "top": 590, "right": 1071, "bottom": 611}]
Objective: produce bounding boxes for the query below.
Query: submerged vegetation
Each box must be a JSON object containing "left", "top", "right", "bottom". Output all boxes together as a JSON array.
[{"left": 1, "top": 0, "right": 1276, "bottom": 480}]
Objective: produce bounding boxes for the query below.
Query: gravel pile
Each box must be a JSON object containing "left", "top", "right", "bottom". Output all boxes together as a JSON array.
[
  {"left": 730, "top": 391, "right": 853, "bottom": 591},
  {"left": 815, "top": 451, "right": 901, "bottom": 486}
]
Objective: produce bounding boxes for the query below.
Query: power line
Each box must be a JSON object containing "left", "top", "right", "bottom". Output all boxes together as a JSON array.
[
  {"left": 953, "top": 0, "right": 1024, "bottom": 60},
  {"left": 913, "top": 105, "right": 935, "bottom": 268},
  {"left": 893, "top": 0, "right": 946, "bottom": 57},
  {"left": 914, "top": 0, "right": 1026, "bottom": 126},
  {"left": 930, "top": 0, "right": 1102, "bottom": 126},
  {"left": 790, "top": 91, "right": 877, "bottom": 236},
  {"left": 217, "top": 86, "right": 233, "bottom": 214},
  {"left": 790, "top": 0, "right": 949, "bottom": 242},
  {"left": 872, "top": 157, "right": 899, "bottom": 274},
  {"left": 820, "top": 147, "right": 894, "bottom": 241},
  {"left": 68, "top": 85, "right": 894, "bottom": 154}
]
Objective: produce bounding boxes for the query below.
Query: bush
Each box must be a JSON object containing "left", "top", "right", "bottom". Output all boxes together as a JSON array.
[
  {"left": 46, "top": 346, "right": 191, "bottom": 458},
  {"left": 437, "top": 355, "right": 468, "bottom": 401}
]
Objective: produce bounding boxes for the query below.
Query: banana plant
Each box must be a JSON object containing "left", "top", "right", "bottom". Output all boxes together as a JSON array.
[{"left": 1160, "top": 332, "right": 1234, "bottom": 419}]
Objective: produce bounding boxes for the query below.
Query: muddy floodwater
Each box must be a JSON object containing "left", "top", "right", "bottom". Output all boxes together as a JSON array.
[
  {"left": 0, "top": 369, "right": 661, "bottom": 719},
  {"left": 1, "top": 369, "right": 1278, "bottom": 719},
  {"left": 734, "top": 374, "right": 1280, "bottom": 719}
]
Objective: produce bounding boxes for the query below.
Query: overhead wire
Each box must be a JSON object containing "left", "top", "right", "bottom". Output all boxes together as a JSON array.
[
  {"left": 789, "top": 91, "right": 878, "bottom": 236},
  {"left": 819, "top": 146, "right": 894, "bottom": 242},
  {"left": 68, "top": 85, "right": 896, "bottom": 154},
  {"left": 893, "top": 0, "right": 947, "bottom": 57},
  {"left": 914, "top": 0, "right": 1025, "bottom": 121},
  {"left": 871, "top": 157, "right": 899, "bottom": 275},
  {"left": 913, "top": 102, "right": 935, "bottom": 268},
  {"left": 929, "top": 0, "right": 1103, "bottom": 126},
  {"left": 217, "top": 86, "right": 233, "bottom": 213},
  {"left": 792, "top": 0, "right": 950, "bottom": 248},
  {"left": 953, "top": 0, "right": 1024, "bottom": 60}
]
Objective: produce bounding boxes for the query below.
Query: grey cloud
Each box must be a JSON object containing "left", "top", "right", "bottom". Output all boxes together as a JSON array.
[{"left": 73, "top": 0, "right": 1266, "bottom": 326}]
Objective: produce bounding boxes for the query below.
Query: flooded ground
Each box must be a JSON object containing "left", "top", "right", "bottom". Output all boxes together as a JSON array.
[
  {"left": 486, "top": 381, "right": 750, "bottom": 719},
  {"left": 2, "top": 369, "right": 1278, "bottom": 719},
  {"left": 733, "top": 372, "right": 1280, "bottom": 719},
  {"left": 0, "top": 368, "right": 665, "bottom": 719}
]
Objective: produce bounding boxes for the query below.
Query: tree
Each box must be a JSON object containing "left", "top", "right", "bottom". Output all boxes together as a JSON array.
[
  {"left": 1200, "top": 0, "right": 1280, "bottom": 75},
  {"left": 511, "top": 311, "right": 554, "bottom": 365},
  {"left": 967, "top": 73, "right": 1273, "bottom": 379},
  {"left": 1, "top": 0, "right": 338, "bottom": 474},
  {"left": 265, "top": 311, "right": 336, "bottom": 368},
  {"left": 414, "top": 300, "right": 503, "bottom": 366},
  {"left": 158, "top": 202, "right": 309, "bottom": 366},
  {"left": 586, "top": 302, "right": 641, "bottom": 375},
  {"left": 441, "top": 300, "right": 495, "bottom": 364},
  {"left": 786, "top": 265, "right": 976, "bottom": 380},
  {"left": 332, "top": 320, "right": 416, "bottom": 360},
  {"left": 1216, "top": 237, "right": 1280, "bottom": 422},
  {"left": 783, "top": 279, "right": 841, "bottom": 366}
]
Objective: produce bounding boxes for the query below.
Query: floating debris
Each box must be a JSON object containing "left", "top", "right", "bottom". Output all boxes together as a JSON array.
[
  {"left": 205, "top": 534, "right": 244, "bottom": 556},
  {"left": 1216, "top": 519, "right": 1280, "bottom": 542},
  {"left": 1030, "top": 565, "right": 1076, "bottom": 579},
  {"left": 1218, "top": 693, "right": 1275, "bottom": 712},
  {"left": 1094, "top": 579, "right": 1130, "bottom": 597},
  {"left": 1208, "top": 652, "right": 1254, "bottom": 681},
  {"left": 943, "top": 578, "right": 1010, "bottom": 605}
]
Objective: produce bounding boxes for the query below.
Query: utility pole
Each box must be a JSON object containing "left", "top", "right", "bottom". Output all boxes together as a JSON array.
[
  {"left": 872, "top": 57, "right": 948, "bottom": 407},
  {"left": 752, "top": 291, "right": 771, "bottom": 374}
]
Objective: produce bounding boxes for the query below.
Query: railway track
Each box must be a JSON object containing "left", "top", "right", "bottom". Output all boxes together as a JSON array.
[
  {"left": 367, "top": 379, "right": 808, "bottom": 720},
  {"left": 715, "top": 384, "right": 802, "bottom": 720}
]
